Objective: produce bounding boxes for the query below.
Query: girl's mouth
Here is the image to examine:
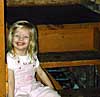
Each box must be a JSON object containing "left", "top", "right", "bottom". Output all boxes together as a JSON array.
[{"left": 16, "top": 42, "right": 25, "bottom": 46}]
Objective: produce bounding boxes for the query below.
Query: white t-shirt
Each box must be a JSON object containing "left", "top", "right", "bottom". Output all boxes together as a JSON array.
[{"left": 7, "top": 52, "right": 39, "bottom": 71}]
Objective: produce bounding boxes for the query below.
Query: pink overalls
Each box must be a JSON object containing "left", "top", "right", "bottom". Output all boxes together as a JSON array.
[{"left": 7, "top": 53, "right": 61, "bottom": 97}]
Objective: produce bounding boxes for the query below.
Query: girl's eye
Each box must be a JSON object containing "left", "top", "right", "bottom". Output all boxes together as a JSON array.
[
  {"left": 23, "top": 36, "right": 29, "bottom": 39},
  {"left": 14, "top": 34, "right": 20, "bottom": 38}
]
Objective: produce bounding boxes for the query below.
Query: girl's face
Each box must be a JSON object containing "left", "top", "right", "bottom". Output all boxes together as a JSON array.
[{"left": 12, "top": 27, "right": 30, "bottom": 55}]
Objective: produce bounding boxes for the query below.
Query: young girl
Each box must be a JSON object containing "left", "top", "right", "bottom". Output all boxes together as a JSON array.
[{"left": 7, "top": 20, "right": 61, "bottom": 97}]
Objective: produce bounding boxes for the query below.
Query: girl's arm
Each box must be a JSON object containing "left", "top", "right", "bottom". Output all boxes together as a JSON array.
[
  {"left": 36, "top": 66, "right": 54, "bottom": 89},
  {"left": 8, "top": 69, "right": 15, "bottom": 97}
]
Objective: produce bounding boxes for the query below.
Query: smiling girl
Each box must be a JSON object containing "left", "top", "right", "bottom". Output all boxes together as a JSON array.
[{"left": 7, "top": 20, "right": 61, "bottom": 97}]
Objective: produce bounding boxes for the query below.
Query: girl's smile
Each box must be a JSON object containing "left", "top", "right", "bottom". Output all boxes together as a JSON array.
[{"left": 16, "top": 42, "right": 26, "bottom": 46}]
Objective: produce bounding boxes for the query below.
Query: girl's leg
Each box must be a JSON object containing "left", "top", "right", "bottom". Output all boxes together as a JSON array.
[
  {"left": 39, "top": 89, "right": 61, "bottom": 97},
  {"left": 30, "top": 87, "right": 61, "bottom": 97}
]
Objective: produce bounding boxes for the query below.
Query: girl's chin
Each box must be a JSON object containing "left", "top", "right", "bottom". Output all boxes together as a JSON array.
[{"left": 14, "top": 46, "right": 27, "bottom": 51}]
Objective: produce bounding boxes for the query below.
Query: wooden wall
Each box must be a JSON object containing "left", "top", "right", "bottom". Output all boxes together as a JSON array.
[{"left": 0, "top": 0, "right": 5, "bottom": 97}]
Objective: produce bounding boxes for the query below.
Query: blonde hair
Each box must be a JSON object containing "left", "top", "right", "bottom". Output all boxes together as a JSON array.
[{"left": 7, "top": 20, "right": 38, "bottom": 57}]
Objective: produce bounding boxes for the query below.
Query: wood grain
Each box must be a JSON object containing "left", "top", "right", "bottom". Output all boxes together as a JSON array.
[{"left": 0, "top": 0, "right": 6, "bottom": 97}]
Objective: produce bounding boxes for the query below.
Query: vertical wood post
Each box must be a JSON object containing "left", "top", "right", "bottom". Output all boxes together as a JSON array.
[{"left": 0, "top": 0, "right": 5, "bottom": 97}]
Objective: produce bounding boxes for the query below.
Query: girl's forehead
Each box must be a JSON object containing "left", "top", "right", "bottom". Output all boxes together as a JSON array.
[{"left": 14, "top": 27, "right": 31, "bottom": 34}]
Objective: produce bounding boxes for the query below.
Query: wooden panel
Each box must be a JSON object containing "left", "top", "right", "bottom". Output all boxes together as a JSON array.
[
  {"left": 94, "top": 27, "right": 100, "bottom": 74},
  {"left": 94, "top": 27, "right": 100, "bottom": 50},
  {"left": 7, "top": 0, "right": 80, "bottom": 7},
  {"left": 38, "top": 24, "right": 94, "bottom": 53},
  {"left": 41, "top": 59, "right": 100, "bottom": 68},
  {"left": 0, "top": 0, "right": 5, "bottom": 97}
]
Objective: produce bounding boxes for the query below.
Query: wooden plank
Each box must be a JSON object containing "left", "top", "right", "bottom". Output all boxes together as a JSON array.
[
  {"left": 7, "top": 0, "right": 80, "bottom": 7},
  {"left": 41, "top": 59, "right": 100, "bottom": 68},
  {"left": 38, "top": 25, "right": 94, "bottom": 53},
  {"left": 94, "top": 27, "right": 100, "bottom": 50},
  {"left": 37, "top": 23, "right": 100, "bottom": 30},
  {"left": 0, "top": 0, "right": 5, "bottom": 97}
]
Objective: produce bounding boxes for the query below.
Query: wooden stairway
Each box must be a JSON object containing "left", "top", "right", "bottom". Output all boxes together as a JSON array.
[{"left": 36, "top": 23, "right": 100, "bottom": 91}]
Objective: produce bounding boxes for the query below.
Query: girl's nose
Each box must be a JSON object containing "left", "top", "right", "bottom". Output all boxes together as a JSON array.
[{"left": 19, "top": 36, "right": 24, "bottom": 40}]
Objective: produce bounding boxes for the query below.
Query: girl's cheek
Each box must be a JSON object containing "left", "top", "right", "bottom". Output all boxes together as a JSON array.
[
  {"left": 25, "top": 39, "right": 30, "bottom": 43},
  {"left": 13, "top": 38, "right": 18, "bottom": 42}
]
